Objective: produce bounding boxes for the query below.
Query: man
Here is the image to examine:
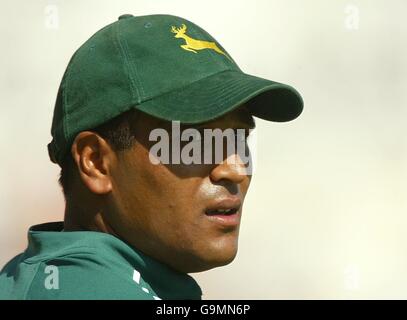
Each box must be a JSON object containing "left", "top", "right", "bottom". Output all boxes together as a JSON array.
[{"left": 0, "top": 14, "right": 303, "bottom": 299}]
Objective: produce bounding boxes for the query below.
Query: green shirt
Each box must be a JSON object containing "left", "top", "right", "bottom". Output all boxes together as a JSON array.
[{"left": 0, "top": 222, "right": 202, "bottom": 300}]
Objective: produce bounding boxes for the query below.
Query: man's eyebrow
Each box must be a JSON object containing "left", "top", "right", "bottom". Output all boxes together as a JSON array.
[
  {"left": 236, "top": 110, "right": 256, "bottom": 129},
  {"left": 245, "top": 114, "right": 256, "bottom": 129}
]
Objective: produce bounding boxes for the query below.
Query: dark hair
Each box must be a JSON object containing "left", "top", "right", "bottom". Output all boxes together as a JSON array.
[{"left": 58, "top": 109, "right": 140, "bottom": 200}]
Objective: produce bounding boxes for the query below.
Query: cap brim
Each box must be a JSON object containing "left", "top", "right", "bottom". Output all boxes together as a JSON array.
[{"left": 136, "top": 70, "right": 303, "bottom": 124}]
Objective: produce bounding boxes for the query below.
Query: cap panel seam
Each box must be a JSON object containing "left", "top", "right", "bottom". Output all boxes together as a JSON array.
[
  {"left": 121, "top": 33, "right": 146, "bottom": 101},
  {"left": 115, "top": 21, "right": 143, "bottom": 102}
]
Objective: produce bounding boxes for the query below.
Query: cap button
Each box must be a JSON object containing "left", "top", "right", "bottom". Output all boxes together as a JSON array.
[{"left": 118, "top": 14, "right": 134, "bottom": 20}]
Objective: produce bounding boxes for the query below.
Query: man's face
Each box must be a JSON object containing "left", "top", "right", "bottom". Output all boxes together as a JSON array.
[{"left": 106, "top": 107, "right": 255, "bottom": 273}]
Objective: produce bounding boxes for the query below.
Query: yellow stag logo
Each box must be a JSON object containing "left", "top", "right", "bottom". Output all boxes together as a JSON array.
[{"left": 171, "top": 24, "right": 231, "bottom": 60}]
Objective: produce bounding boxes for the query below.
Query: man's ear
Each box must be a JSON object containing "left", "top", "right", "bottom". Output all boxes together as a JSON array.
[{"left": 70, "top": 131, "right": 114, "bottom": 194}]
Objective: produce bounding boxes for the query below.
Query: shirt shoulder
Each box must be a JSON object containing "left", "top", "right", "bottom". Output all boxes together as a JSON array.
[
  {"left": 1, "top": 223, "right": 198, "bottom": 300},
  {"left": 25, "top": 252, "right": 159, "bottom": 300}
]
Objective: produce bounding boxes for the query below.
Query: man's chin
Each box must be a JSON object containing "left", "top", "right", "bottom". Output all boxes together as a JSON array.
[
  {"left": 174, "top": 247, "right": 239, "bottom": 274},
  {"left": 189, "top": 256, "right": 238, "bottom": 274}
]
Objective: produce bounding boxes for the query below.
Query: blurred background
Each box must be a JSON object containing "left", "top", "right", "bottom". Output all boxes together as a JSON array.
[{"left": 1, "top": 0, "right": 406, "bottom": 299}]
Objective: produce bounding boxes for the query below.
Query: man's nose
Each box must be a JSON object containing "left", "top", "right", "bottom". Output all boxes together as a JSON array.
[{"left": 209, "top": 154, "right": 247, "bottom": 185}]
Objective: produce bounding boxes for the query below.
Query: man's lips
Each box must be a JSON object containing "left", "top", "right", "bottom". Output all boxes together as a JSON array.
[
  {"left": 204, "top": 197, "right": 241, "bottom": 215},
  {"left": 204, "top": 197, "right": 242, "bottom": 227}
]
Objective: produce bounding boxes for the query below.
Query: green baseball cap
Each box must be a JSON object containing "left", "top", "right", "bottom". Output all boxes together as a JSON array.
[{"left": 48, "top": 13, "right": 303, "bottom": 165}]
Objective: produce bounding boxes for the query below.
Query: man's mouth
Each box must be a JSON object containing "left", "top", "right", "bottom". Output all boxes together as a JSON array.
[
  {"left": 205, "top": 208, "right": 239, "bottom": 216},
  {"left": 204, "top": 197, "right": 241, "bottom": 227}
]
